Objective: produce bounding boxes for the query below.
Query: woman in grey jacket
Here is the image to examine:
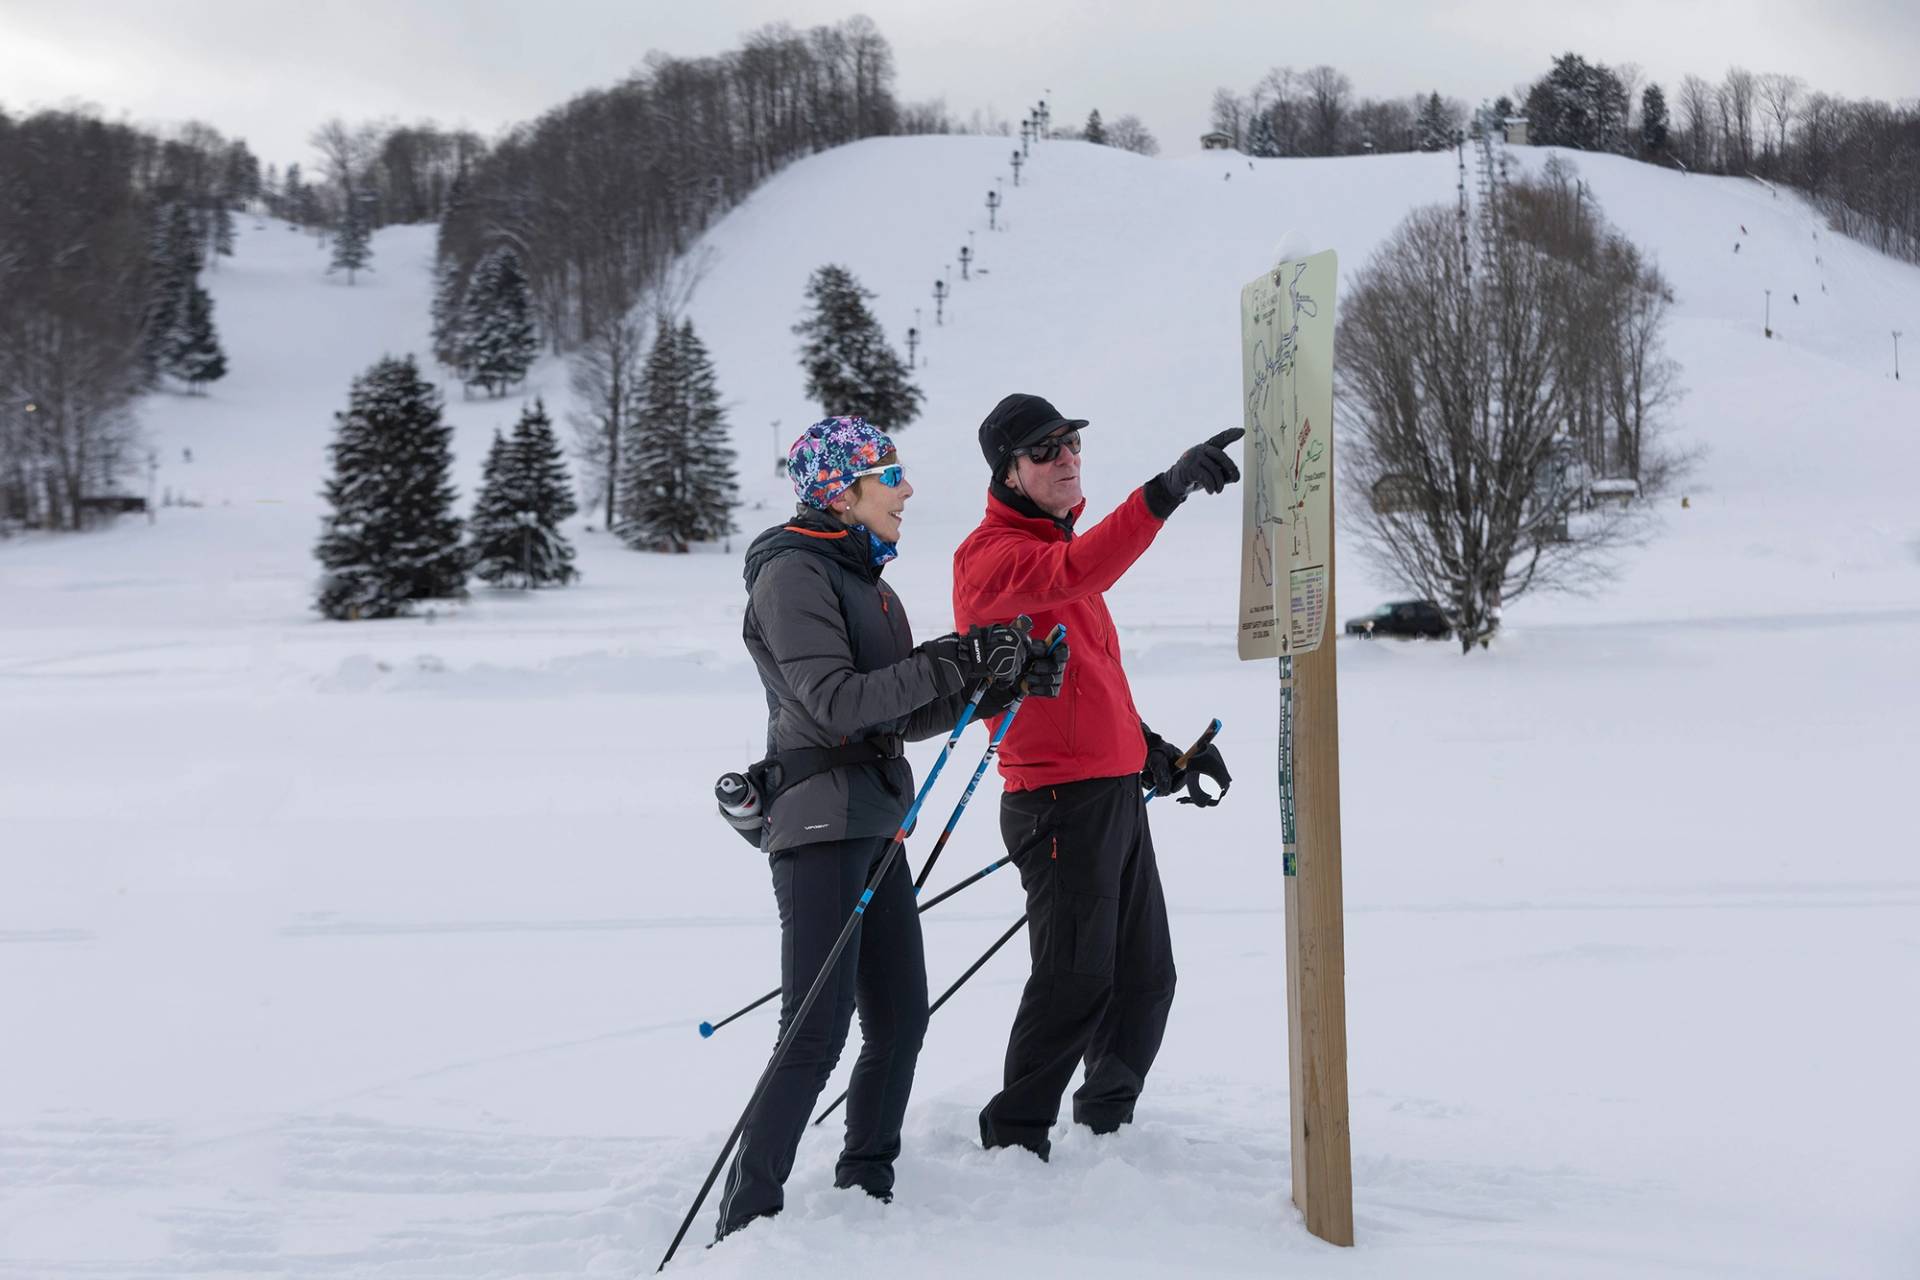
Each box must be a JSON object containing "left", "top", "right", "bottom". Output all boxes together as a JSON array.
[{"left": 717, "top": 417, "right": 1062, "bottom": 1240}]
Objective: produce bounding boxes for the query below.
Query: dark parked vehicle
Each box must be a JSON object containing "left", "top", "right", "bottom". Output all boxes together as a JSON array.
[{"left": 1345, "top": 599, "right": 1451, "bottom": 640}]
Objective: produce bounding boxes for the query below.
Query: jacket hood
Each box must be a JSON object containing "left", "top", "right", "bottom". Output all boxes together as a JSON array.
[{"left": 744, "top": 504, "right": 880, "bottom": 592}]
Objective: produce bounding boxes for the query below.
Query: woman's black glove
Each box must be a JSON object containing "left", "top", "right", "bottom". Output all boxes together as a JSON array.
[
  {"left": 920, "top": 620, "right": 1030, "bottom": 692},
  {"left": 1173, "top": 742, "right": 1232, "bottom": 807}
]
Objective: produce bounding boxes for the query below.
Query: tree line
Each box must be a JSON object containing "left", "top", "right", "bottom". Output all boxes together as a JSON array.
[
  {"left": 1507, "top": 52, "right": 1920, "bottom": 267},
  {"left": 0, "top": 110, "right": 252, "bottom": 531},
  {"left": 433, "top": 16, "right": 902, "bottom": 361},
  {"left": 1209, "top": 68, "right": 1469, "bottom": 156}
]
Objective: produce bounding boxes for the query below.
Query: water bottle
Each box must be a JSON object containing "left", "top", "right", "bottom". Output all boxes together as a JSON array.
[{"left": 715, "top": 771, "right": 764, "bottom": 846}]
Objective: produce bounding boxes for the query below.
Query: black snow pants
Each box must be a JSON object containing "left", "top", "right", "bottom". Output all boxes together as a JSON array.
[
  {"left": 716, "top": 835, "right": 929, "bottom": 1237},
  {"left": 979, "top": 774, "right": 1177, "bottom": 1158}
]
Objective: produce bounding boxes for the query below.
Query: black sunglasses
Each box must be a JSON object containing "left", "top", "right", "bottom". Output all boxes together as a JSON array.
[{"left": 1012, "top": 429, "right": 1082, "bottom": 465}]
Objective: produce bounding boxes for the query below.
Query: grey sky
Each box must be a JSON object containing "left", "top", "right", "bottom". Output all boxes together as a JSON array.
[{"left": 1, "top": 0, "right": 1913, "bottom": 170}]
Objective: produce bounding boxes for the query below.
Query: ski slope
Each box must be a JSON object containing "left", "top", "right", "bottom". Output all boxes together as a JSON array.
[{"left": 1, "top": 137, "right": 1916, "bottom": 1278}]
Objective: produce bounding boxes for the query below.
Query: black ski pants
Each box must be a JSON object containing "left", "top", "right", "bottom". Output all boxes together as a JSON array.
[
  {"left": 979, "top": 774, "right": 1176, "bottom": 1158},
  {"left": 716, "top": 835, "right": 928, "bottom": 1237}
]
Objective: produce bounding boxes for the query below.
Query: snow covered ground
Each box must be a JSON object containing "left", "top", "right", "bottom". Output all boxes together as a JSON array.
[{"left": 2, "top": 137, "right": 1917, "bottom": 1277}]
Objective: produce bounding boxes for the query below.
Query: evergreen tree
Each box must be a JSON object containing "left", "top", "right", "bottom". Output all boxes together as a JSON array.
[
  {"left": 430, "top": 257, "right": 468, "bottom": 372},
  {"left": 142, "top": 203, "right": 198, "bottom": 385},
  {"left": 468, "top": 403, "right": 578, "bottom": 588},
  {"left": 792, "top": 264, "right": 922, "bottom": 429},
  {"left": 328, "top": 199, "right": 373, "bottom": 283},
  {"left": 212, "top": 201, "right": 235, "bottom": 262},
  {"left": 173, "top": 284, "right": 227, "bottom": 391},
  {"left": 1417, "top": 92, "right": 1454, "bottom": 151},
  {"left": 1084, "top": 109, "right": 1107, "bottom": 145},
  {"left": 458, "top": 245, "right": 539, "bottom": 396},
  {"left": 315, "top": 355, "right": 467, "bottom": 619},
  {"left": 675, "top": 320, "right": 737, "bottom": 546},
  {"left": 1248, "top": 111, "right": 1280, "bottom": 158},
  {"left": 1640, "top": 83, "right": 1671, "bottom": 155},
  {"left": 1525, "top": 52, "right": 1628, "bottom": 152},
  {"left": 1492, "top": 95, "right": 1515, "bottom": 121},
  {"left": 618, "top": 319, "right": 737, "bottom": 553}
]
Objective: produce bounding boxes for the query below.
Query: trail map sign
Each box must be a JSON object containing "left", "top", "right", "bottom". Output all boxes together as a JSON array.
[
  {"left": 1238, "top": 251, "right": 1337, "bottom": 660},
  {"left": 1236, "top": 250, "right": 1354, "bottom": 1247}
]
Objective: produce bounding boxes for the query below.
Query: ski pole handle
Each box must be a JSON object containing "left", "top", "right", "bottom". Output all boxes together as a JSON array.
[{"left": 1144, "top": 717, "right": 1223, "bottom": 803}]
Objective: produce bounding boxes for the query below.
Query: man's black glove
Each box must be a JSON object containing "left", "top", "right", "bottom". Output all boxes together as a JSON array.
[
  {"left": 1173, "top": 742, "right": 1232, "bottom": 807},
  {"left": 920, "top": 620, "right": 1030, "bottom": 692},
  {"left": 1144, "top": 428, "right": 1245, "bottom": 518},
  {"left": 1019, "top": 636, "right": 1069, "bottom": 699},
  {"left": 1141, "top": 725, "right": 1188, "bottom": 798}
]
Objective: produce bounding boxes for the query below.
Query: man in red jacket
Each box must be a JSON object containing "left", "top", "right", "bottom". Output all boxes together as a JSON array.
[{"left": 953, "top": 392, "right": 1238, "bottom": 1159}]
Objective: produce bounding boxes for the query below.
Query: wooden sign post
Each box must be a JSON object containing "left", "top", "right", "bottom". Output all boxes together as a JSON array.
[{"left": 1236, "top": 251, "right": 1354, "bottom": 1246}]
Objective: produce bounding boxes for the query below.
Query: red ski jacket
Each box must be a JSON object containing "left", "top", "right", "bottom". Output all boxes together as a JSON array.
[{"left": 952, "top": 486, "right": 1167, "bottom": 792}]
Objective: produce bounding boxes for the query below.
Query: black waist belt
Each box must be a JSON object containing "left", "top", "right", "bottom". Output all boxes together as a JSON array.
[{"left": 752, "top": 734, "right": 906, "bottom": 803}]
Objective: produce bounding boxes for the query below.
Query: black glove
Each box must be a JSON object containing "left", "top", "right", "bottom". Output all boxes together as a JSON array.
[
  {"left": 1144, "top": 428, "right": 1245, "bottom": 518},
  {"left": 1019, "top": 637, "right": 1069, "bottom": 699},
  {"left": 920, "top": 620, "right": 1030, "bottom": 692},
  {"left": 1174, "top": 742, "right": 1232, "bottom": 807},
  {"left": 1141, "top": 725, "right": 1188, "bottom": 798}
]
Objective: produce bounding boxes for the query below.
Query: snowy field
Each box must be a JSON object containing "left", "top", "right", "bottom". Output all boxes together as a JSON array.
[{"left": 2, "top": 137, "right": 1917, "bottom": 1277}]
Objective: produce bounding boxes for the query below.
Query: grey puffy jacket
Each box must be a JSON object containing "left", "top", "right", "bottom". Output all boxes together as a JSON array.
[{"left": 742, "top": 507, "right": 974, "bottom": 852}]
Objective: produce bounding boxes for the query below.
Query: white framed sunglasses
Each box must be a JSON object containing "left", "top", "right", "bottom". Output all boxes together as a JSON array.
[{"left": 849, "top": 463, "right": 908, "bottom": 487}]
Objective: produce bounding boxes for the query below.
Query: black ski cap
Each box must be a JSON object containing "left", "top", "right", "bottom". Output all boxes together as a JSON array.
[{"left": 978, "top": 393, "right": 1090, "bottom": 473}]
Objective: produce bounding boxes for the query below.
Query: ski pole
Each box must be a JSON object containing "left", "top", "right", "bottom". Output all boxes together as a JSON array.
[
  {"left": 810, "top": 720, "right": 1225, "bottom": 1129},
  {"left": 698, "top": 623, "right": 1063, "bottom": 1042},
  {"left": 912, "top": 624, "right": 1067, "bottom": 893},
  {"left": 700, "top": 853, "right": 1011, "bottom": 1039},
  {"left": 657, "top": 656, "right": 1014, "bottom": 1271},
  {"left": 1145, "top": 718, "right": 1223, "bottom": 803},
  {"left": 695, "top": 711, "right": 1208, "bottom": 1042},
  {"left": 811, "top": 913, "right": 1029, "bottom": 1127}
]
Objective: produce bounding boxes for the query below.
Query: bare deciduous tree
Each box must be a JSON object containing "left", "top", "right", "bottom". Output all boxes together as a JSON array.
[
  {"left": 1757, "top": 72, "right": 1805, "bottom": 157},
  {"left": 1338, "top": 163, "right": 1677, "bottom": 650},
  {"left": 567, "top": 248, "right": 711, "bottom": 529},
  {"left": 1302, "top": 66, "right": 1353, "bottom": 155}
]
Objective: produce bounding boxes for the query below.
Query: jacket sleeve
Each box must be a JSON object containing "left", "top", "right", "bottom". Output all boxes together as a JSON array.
[
  {"left": 957, "top": 487, "right": 1166, "bottom": 617},
  {"left": 754, "top": 553, "right": 956, "bottom": 739}
]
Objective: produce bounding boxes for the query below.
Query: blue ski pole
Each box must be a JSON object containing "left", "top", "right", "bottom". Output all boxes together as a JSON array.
[
  {"left": 695, "top": 710, "right": 1207, "bottom": 1042},
  {"left": 808, "top": 718, "right": 1225, "bottom": 1128},
  {"left": 912, "top": 623, "right": 1067, "bottom": 893},
  {"left": 657, "top": 633, "right": 1028, "bottom": 1269},
  {"left": 698, "top": 624, "right": 1064, "bottom": 1041}
]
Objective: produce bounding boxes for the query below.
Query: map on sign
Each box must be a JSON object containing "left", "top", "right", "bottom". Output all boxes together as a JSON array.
[{"left": 1237, "top": 250, "right": 1337, "bottom": 661}]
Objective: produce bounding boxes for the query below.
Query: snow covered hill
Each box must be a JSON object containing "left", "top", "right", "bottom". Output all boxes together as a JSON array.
[{"left": 1, "top": 137, "right": 1915, "bottom": 1278}]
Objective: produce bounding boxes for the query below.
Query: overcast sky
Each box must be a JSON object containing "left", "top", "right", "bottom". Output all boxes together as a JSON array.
[{"left": 2, "top": 0, "right": 1914, "bottom": 170}]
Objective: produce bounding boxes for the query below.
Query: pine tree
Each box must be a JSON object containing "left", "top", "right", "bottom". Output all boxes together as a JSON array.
[
  {"left": 792, "top": 264, "right": 922, "bottom": 429},
  {"left": 142, "top": 203, "right": 198, "bottom": 386},
  {"left": 458, "top": 245, "right": 539, "bottom": 396},
  {"left": 315, "top": 355, "right": 467, "bottom": 619},
  {"left": 468, "top": 404, "right": 579, "bottom": 588},
  {"left": 618, "top": 320, "right": 737, "bottom": 553},
  {"left": 675, "top": 320, "right": 737, "bottom": 546},
  {"left": 1640, "top": 83, "right": 1671, "bottom": 155},
  {"left": 173, "top": 284, "right": 227, "bottom": 392},
  {"left": 1085, "top": 109, "right": 1107, "bottom": 145},
  {"left": 1248, "top": 111, "right": 1280, "bottom": 158},
  {"left": 328, "top": 200, "right": 373, "bottom": 283},
  {"left": 430, "top": 257, "right": 468, "bottom": 372},
  {"left": 1417, "top": 93, "right": 1454, "bottom": 152},
  {"left": 212, "top": 201, "right": 236, "bottom": 263}
]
